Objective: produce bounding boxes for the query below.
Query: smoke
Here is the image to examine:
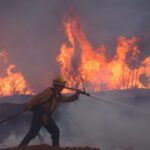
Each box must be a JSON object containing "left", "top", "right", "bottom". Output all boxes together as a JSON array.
[
  {"left": 1, "top": 91, "right": 150, "bottom": 150},
  {"left": 56, "top": 93, "right": 150, "bottom": 150}
]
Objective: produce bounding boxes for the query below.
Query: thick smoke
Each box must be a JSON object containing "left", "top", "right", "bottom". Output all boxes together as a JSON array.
[
  {"left": 1, "top": 91, "right": 150, "bottom": 150},
  {"left": 57, "top": 92, "right": 150, "bottom": 150}
]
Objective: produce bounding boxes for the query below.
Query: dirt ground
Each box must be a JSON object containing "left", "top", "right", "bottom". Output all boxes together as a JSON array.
[{"left": 0, "top": 144, "right": 99, "bottom": 150}]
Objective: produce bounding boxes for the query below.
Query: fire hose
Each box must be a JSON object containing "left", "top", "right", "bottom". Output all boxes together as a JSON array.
[
  {"left": 0, "top": 86, "right": 114, "bottom": 125},
  {"left": 0, "top": 85, "right": 149, "bottom": 124},
  {"left": 0, "top": 108, "right": 26, "bottom": 125}
]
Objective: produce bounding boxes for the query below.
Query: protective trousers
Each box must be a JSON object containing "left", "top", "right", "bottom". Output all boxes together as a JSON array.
[{"left": 19, "top": 108, "right": 59, "bottom": 146}]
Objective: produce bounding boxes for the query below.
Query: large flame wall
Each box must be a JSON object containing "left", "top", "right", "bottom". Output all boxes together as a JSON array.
[{"left": 57, "top": 16, "right": 150, "bottom": 91}]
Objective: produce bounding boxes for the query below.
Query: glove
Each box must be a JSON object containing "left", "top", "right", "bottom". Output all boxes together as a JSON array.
[
  {"left": 76, "top": 89, "right": 90, "bottom": 96},
  {"left": 75, "top": 89, "right": 81, "bottom": 98}
]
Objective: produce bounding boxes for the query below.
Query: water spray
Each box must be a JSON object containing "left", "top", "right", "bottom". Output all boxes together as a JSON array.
[{"left": 63, "top": 85, "right": 150, "bottom": 117}]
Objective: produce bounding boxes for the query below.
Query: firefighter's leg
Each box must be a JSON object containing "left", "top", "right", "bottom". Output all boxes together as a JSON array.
[
  {"left": 44, "top": 117, "right": 60, "bottom": 146},
  {"left": 19, "top": 111, "right": 42, "bottom": 146}
]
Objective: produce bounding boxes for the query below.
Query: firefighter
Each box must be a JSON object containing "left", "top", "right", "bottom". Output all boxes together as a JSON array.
[{"left": 19, "top": 76, "right": 80, "bottom": 147}]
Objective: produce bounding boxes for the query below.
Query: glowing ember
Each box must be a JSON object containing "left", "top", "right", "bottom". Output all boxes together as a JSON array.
[
  {"left": 0, "top": 50, "right": 33, "bottom": 96},
  {"left": 57, "top": 16, "right": 150, "bottom": 91}
]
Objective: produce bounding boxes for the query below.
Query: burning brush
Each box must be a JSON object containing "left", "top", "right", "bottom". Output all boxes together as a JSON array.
[
  {"left": 0, "top": 50, "right": 33, "bottom": 96},
  {"left": 57, "top": 16, "right": 150, "bottom": 92}
]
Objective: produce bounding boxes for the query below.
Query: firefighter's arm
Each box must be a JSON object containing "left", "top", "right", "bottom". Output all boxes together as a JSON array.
[{"left": 61, "top": 91, "right": 80, "bottom": 103}]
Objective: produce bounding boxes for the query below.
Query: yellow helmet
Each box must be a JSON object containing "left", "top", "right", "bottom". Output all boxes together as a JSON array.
[{"left": 53, "top": 75, "right": 66, "bottom": 86}]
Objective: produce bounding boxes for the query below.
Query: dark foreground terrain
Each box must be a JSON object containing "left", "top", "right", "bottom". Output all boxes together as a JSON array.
[{"left": 0, "top": 144, "right": 99, "bottom": 150}]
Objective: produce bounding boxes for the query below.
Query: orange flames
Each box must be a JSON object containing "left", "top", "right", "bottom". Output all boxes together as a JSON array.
[
  {"left": 0, "top": 50, "right": 33, "bottom": 96},
  {"left": 57, "top": 16, "right": 150, "bottom": 91}
]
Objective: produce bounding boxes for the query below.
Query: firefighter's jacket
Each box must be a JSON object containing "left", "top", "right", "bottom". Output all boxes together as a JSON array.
[{"left": 26, "top": 87, "right": 78, "bottom": 113}]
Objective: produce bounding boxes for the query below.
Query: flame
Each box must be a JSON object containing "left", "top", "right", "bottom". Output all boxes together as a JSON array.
[
  {"left": 57, "top": 16, "right": 150, "bottom": 91},
  {"left": 0, "top": 50, "right": 33, "bottom": 96}
]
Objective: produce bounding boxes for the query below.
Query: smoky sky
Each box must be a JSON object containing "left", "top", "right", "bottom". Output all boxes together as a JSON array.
[{"left": 0, "top": 0, "right": 150, "bottom": 92}]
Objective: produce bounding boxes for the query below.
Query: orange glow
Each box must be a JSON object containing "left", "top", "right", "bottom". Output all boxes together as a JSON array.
[
  {"left": 0, "top": 50, "right": 33, "bottom": 96},
  {"left": 57, "top": 16, "right": 150, "bottom": 91}
]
